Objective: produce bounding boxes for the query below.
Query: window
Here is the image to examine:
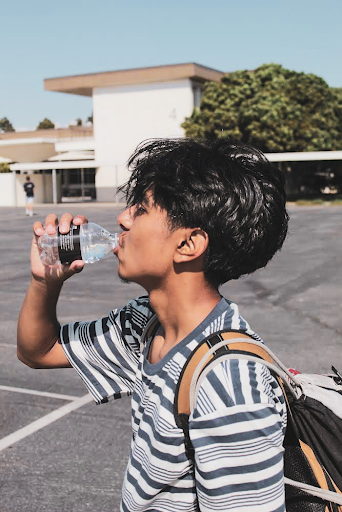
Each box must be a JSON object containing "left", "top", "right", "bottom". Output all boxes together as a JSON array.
[{"left": 193, "top": 85, "right": 204, "bottom": 108}]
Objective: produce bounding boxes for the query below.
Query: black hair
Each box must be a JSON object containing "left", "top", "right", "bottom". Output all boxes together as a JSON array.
[{"left": 119, "top": 138, "right": 289, "bottom": 287}]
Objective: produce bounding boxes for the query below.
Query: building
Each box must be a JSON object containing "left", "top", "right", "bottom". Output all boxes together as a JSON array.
[
  {"left": 0, "top": 63, "right": 224, "bottom": 206},
  {"left": 0, "top": 127, "right": 94, "bottom": 206},
  {"left": 2, "top": 62, "right": 341, "bottom": 206}
]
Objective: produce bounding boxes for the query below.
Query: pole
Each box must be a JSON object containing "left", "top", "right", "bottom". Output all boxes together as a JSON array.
[
  {"left": 52, "top": 169, "right": 57, "bottom": 204},
  {"left": 81, "top": 168, "right": 85, "bottom": 201},
  {"left": 12, "top": 170, "right": 17, "bottom": 207}
]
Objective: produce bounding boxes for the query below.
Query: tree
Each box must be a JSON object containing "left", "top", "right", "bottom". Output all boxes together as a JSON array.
[
  {"left": 0, "top": 117, "right": 15, "bottom": 132},
  {"left": 69, "top": 118, "right": 83, "bottom": 128},
  {"left": 182, "top": 64, "right": 342, "bottom": 152},
  {"left": 0, "top": 162, "right": 11, "bottom": 173},
  {"left": 36, "top": 118, "right": 55, "bottom": 130}
]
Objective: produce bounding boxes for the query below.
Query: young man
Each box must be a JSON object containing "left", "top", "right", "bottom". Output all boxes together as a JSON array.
[
  {"left": 23, "top": 175, "right": 35, "bottom": 216},
  {"left": 18, "top": 138, "right": 289, "bottom": 511}
]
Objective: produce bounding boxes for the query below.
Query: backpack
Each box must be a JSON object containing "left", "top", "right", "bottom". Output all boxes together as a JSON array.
[{"left": 174, "top": 329, "right": 342, "bottom": 512}]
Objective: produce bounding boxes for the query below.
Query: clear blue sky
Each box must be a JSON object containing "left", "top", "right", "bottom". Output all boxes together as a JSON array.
[{"left": 2, "top": 0, "right": 341, "bottom": 131}]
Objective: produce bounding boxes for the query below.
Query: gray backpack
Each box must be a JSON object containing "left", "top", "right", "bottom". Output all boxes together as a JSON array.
[{"left": 172, "top": 329, "right": 342, "bottom": 511}]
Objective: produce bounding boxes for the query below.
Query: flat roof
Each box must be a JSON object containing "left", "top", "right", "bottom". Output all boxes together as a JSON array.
[
  {"left": 0, "top": 127, "right": 93, "bottom": 141},
  {"left": 10, "top": 160, "right": 97, "bottom": 172},
  {"left": 266, "top": 150, "right": 342, "bottom": 162},
  {"left": 44, "top": 63, "right": 225, "bottom": 97}
]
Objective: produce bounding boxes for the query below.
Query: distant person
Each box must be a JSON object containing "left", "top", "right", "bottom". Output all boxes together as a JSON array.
[{"left": 23, "top": 176, "right": 35, "bottom": 216}]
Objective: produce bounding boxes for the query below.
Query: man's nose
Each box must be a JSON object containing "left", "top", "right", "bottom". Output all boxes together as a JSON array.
[{"left": 117, "top": 206, "right": 135, "bottom": 230}]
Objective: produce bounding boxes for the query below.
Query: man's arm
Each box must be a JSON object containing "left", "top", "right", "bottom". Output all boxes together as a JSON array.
[
  {"left": 17, "top": 277, "right": 69, "bottom": 368},
  {"left": 17, "top": 213, "right": 86, "bottom": 368}
]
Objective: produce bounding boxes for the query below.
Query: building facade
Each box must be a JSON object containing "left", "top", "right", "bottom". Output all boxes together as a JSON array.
[
  {"left": 0, "top": 63, "right": 224, "bottom": 205},
  {"left": 2, "top": 62, "right": 341, "bottom": 206}
]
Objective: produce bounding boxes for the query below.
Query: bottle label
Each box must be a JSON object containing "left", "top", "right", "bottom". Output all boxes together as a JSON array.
[{"left": 58, "top": 225, "right": 82, "bottom": 264}]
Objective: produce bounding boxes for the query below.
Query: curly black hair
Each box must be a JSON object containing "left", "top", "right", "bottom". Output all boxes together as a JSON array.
[{"left": 119, "top": 138, "right": 289, "bottom": 287}]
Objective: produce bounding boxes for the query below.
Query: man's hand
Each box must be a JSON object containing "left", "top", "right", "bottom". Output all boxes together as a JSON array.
[
  {"left": 17, "top": 212, "right": 90, "bottom": 369},
  {"left": 32, "top": 212, "right": 88, "bottom": 282}
]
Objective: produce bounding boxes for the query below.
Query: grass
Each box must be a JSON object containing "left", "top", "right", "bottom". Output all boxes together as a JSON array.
[{"left": 289, "top": 195, "right": 342, "bottom": 206}]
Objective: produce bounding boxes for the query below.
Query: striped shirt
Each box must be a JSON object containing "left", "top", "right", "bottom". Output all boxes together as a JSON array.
[{"left": 60, "top": 296, "right": 286, "bottom": 511}]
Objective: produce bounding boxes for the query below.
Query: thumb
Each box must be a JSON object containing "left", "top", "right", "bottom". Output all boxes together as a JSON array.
[
  {"left": 59, "top": 260, "right": 85, "bottom": 279},
  {"left": 73, "top": 264, "right": 84, "bottom": 274},
  {"left": 71, "top": 261, "right": 85, "bottom": 273}
]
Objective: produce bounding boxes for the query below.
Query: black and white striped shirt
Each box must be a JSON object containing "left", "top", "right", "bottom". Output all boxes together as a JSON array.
[{"left": 61, "top": 296, "right": 286, "bottom": 511}]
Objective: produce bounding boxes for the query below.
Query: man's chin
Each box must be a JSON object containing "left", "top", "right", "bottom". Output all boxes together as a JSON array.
[{"left": 118, "top": 270, "right": 131, "bottom": 284}]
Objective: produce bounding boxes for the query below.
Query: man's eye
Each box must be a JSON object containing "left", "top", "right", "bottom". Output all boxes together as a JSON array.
[{"left": 134, "top": 205, "right": 146, "bottom": 217}]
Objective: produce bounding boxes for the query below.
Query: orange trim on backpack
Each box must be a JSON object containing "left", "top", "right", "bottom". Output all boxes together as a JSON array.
[
  {"left": 178, "top": 331, "right": 272, "bottom": 416},
  {"left": 299, "top": 440, "right": 342, "bottom": 511},
  {"left": 221, "top": 331, "right": 274, "bottom": 364},
  {"left": 178, "top": 343, "right": 212, "bottom": 416}
]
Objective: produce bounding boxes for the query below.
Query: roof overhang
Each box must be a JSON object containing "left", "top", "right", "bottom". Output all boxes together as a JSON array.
[
  {"left": 0, "top": 139, "right": 56, "bottom": 163},
  {"left": 0, "top": 138, "right": 57, "bottom": 146},
  {"left": 267, "top": 151, "right": 342, "bottom": 162},
  {"left": 44, "top": 63, "right": 225, "bottom": 97},
  {"left": 48, "top": 150, "right": 94, "bottom": 161},
  {"left": 10, "top": 160, "right": 97, "bottom": 172}
]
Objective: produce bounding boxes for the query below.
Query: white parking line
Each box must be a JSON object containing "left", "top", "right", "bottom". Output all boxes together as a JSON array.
[
  {"left": 0, "top": 385, "right": 79, "bottom": 401},
  {"left": 0, "top": 393, "right": 93, "bottom": 452}
]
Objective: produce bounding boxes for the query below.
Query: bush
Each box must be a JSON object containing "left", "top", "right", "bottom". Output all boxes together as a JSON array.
[{"left": 0, "top": 162, "right": 11, "bottom": 173}]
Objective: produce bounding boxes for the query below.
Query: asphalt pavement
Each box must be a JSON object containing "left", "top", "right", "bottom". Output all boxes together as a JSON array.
[{"left": 1, "top": 203, "right": 342, "bottom": 512}]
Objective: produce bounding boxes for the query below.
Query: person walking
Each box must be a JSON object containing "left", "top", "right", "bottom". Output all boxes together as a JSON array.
[{"left": 23, "top": 175, "right": 35, "bottom": 216}]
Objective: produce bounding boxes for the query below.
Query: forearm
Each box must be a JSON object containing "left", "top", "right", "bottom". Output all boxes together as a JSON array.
[{"left": 17, "top": 277, "right": 64, "bottom": 367}]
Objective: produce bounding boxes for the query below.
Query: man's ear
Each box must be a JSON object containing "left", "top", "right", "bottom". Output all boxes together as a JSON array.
[{"left": 174, "top": 228, "right": 209, "bottom": 263}]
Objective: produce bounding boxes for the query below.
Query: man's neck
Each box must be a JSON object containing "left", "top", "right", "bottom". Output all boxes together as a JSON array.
[{"left": 148, "top": 277, "right": 221, "bottom": 349}]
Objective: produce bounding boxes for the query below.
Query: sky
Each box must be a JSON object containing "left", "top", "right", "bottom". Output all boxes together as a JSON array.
[{"left": 1, "top": 0, "right": 342, "bottom": 131}]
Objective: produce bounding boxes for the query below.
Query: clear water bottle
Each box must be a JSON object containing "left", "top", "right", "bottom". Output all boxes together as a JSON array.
[{"left": 38, "top": 222, "right": 119, "bottom": 266}]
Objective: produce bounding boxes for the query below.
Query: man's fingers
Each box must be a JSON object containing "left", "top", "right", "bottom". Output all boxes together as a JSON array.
[
  {"left": 57, "top": 213, "right": 88, "bottom": 233},
  {"left": 71, "top": 215, "right": 88, "bottom": 226},
  {"left": 35, "top": 213, "right": 88, "bottom": 238},
  {"left": 58, "top": 213, "right": 74, "bottom": 234},
  {"left": 44, "top": 214, "right": 59, "bottom": 235},
  {"left": 33, "top": 221, "right": 44, "bottom": 237}
]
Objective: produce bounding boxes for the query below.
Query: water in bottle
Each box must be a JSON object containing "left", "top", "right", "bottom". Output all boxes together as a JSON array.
[{"left": 38, "top": 222, "right": 119, "bottom": 266}]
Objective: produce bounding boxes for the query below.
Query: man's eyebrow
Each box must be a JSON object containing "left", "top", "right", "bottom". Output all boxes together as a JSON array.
[{"left": 141, "top": 195, "right": 152, "bottom": 207}]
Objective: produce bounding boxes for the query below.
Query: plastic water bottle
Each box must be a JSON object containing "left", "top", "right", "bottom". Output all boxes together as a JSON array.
[{"left": 38, "top": 222, "right": 119, "bottom": 266}]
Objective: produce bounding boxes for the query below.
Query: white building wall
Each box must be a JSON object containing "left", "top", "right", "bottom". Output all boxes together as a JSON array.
[
  {"left": 93, "top": 79, "right": 194, "bottom": 202},
  {"left": 0, "top": 173, "right": 16, "bottom": 206}
]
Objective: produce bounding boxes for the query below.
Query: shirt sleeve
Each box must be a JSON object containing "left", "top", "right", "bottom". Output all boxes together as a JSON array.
[
  {"left": 60, "top": 295, "right": 154, "bottom": 404},
  {"left": 189, "top": 358, "right": 286, "bottom": 512}
]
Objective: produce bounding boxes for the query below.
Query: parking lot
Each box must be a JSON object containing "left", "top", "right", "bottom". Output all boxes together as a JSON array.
[{"left": 1, "top": 203, "right": 342, "bottom": 512}]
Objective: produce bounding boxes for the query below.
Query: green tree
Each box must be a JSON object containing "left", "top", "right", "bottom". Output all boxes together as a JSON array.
[
  {"left": 182, "top": 64, "right": 342, "bottom": 152},
  {"left": 36, "top": 118, "right": 55, "bottom": 130},
  {"left": 0, "top": 117, "right": 15, "bottom": 132},
  {"left": 0, "top": 162, "right": 11, "bottom": 173},
  {"left": 332, "top": 87, "right": 342, "bottom": 139},
  {"left": 69, "top": 118, "right": 83, "bottom": 128}
]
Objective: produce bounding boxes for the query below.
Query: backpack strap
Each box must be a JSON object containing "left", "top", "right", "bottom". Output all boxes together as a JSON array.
[
  {"left": 174, "top": 329, "right": 273, "bottom": 460},
  {"left": 176, "top": 330, "right": 274, "bottom": 418}
]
